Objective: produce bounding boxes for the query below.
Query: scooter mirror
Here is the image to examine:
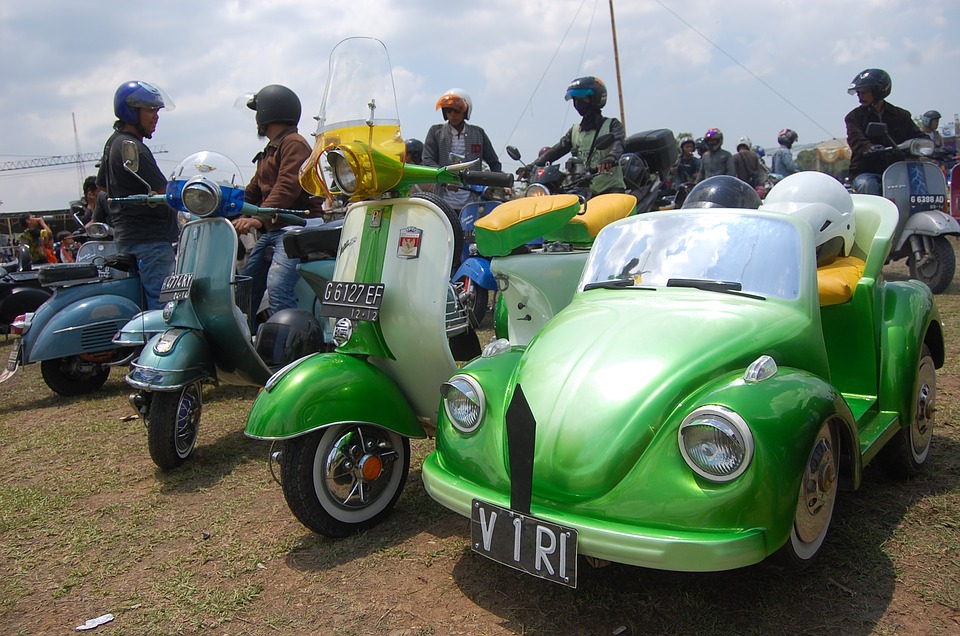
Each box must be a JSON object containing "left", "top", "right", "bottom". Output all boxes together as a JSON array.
[
  {"left": 864, "top": 122, "right": 889, "bottom": 143},
  {"left": 506, "top": 146, "right": 522, "bottom": 162},
  {"left": 121, "top": 140, "right": 140, "bottom": 173}
]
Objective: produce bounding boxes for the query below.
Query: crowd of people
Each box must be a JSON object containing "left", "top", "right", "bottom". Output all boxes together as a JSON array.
[{"left": 11, "top": 67, "right": 948, "bottom": 315}]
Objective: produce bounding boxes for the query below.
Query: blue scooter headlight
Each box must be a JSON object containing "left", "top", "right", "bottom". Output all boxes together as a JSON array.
[{"left": 181, "top": 176, "right": 222, "bottom": 217}]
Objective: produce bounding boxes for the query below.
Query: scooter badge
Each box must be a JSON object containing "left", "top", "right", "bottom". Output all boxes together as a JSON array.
[{"left": 398, "top": 226, "right": 422, "bottom": 259}]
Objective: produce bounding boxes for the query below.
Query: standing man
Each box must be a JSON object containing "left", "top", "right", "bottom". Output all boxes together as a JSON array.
[
  {"left": 532, "top": 76, "right": 626, "bottom": 196},
  {"left": 17, "top": 213, "right": 50, "bottom": 265},
  {"left": 232, "top": 84, "right": 323, "bottom": 319},
  {"left": 423, "top": 88, "right": 502, "bottom": 210},
  {"left": 733, "top": 136, "right": 765, "bottom": 188},
  {"left": 771, "top": 128, "right": 801, "bottom": 176},
  {"left": 696, "top": 128, "right": 735, "bottom": 182},
  {"left": 97, "top": 80, "right": 177, "bottom": 310},
  {"left": 844, "top": 68, "right": 923, "bottom": 195}
]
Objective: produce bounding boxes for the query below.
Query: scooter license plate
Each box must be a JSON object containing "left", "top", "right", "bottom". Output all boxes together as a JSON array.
[
  {"left": 470, "top": 498, "right": 578, "bottom": 588},
  {"left": 320, "top": 281, "right": 385, "bottom": 322},
  {"left": 159, "top": 273, "right": 193, "bottom": 302},
  {"left": 5, "top": 340, "right": 21, "bottom": 372}
]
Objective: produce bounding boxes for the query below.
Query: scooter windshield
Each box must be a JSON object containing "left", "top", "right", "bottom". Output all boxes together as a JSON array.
[{"left": 300, "top": 37, "right": 405, "bottom": 200}]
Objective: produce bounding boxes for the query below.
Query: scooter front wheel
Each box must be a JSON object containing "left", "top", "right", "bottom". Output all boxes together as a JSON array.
[
  {"left": 147, "top": 382, "right": 202, "bottom": 470},
  {"left": 908, "top": 235, "right": 956, "bottom": 294},
  {"left": 40, "top": 356, "right": 110, "bottom": 396},
  {"left": 281, "top": 423, "right": 410, "bottom": 537}
]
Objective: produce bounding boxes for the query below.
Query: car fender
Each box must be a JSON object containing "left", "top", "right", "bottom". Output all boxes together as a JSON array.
[
  {"left": 879, "top": 281, "right": 943, "bottom": 418},
  {"left": 126, "top": 329, "right": 214, "bottom": 390},
  {"left": 244, "top": 352, "right": 425, "bottom": 441}
]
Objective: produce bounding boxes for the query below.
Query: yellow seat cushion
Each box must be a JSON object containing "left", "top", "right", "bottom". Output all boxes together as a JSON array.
[
  {"left": 817, "top": 256, "right": 866, "bottom": 306},
  {"left": 543, "top": 193, "right": 637, "bottom": 245},
  {"left": 474, "top": 194, "right": 580, "bottom": 256}
]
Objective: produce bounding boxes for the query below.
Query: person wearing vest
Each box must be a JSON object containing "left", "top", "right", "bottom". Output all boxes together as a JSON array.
[{"left": 532, "top": 76, "right": 626, "bottom": 196}]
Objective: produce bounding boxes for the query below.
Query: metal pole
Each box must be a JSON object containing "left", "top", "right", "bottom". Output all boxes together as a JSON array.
[{"left": 608, "top": 0, "right": 626, "bottom": 132}]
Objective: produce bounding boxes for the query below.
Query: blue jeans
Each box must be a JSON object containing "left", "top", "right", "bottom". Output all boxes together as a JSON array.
[
  {"left": 118, "top": 241, "right": 176, "bottom": 310},
  {"left": 240, "top": 230, "right": 300, "bottom": 316},
  {"left": 852, "top": 173, "right": 882, "bottom": 195}
]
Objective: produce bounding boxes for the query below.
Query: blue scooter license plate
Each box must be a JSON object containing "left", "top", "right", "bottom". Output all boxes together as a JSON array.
[
  {"left": 320, "top": 281, "right": 385, "bottom": 322},
  {"left": 159, "top": 273, "right": 193, "bottom": 302},
  {"left": 470, "top": 498, "right": 578, "bottom": 588}
]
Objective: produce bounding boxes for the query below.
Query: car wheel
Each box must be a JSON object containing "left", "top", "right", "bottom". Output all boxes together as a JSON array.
[
  {"left": 281, "top": 423, "right": 410, "bottom": 538},
  {"left": 881, "top": 344, "right": 935, "bottom": 478},
  {"left": 778, "top": 420, "right": 838, "bottom": 568},
  {"left": 40, "top": 356, "right": 110, "bottom": 396}
]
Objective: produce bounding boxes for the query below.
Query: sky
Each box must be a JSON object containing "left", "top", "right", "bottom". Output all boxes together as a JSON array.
[{"left": 0, "top": 0, "right": 958, "bottom": 213}]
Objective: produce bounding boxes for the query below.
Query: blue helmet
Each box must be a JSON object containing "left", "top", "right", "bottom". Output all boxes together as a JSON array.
[{"left": 113, "top": 81, "right": 170, "bottom": 124}]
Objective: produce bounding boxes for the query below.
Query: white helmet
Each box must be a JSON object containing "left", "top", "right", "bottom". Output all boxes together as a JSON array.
[
  {"left": 737, "top": 136, "right": 752, "bottom": 151},
  {"left": 436, "top": 87, "right": 473, "bottom": 120},
  {"left": 762, "top": 171, "right": 856, "bottom": 265}
]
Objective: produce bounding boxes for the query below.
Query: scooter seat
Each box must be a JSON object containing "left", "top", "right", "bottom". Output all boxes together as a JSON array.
[
  {"left": 475, "top": 194, "right": 581, "bottom": 257},
  {"left": 283, "top": 219, "right": 345, "bottom": 262},
  {"left": 542, "top": 193, "right": 637, "bottom": 246},
  {"left": 817, "top": 256, "right": 865, "bottom": 306},
  {"left": 38, "top": 263, "right": 100, "bottom": 286}
]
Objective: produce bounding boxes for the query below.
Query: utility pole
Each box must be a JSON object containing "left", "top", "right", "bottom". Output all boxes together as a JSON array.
[{"left": 609, "top": 0, "right": 626, "bottom": 132}]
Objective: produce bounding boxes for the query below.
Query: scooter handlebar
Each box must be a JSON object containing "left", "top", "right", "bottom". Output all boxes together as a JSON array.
[{"left": 461, "top": 170, "right": 515, "bottom": 188}]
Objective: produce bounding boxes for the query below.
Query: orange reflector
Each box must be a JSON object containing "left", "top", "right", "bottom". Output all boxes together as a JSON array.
[{"left": 361, "top": 455, "right": 383, "bottom": 481}]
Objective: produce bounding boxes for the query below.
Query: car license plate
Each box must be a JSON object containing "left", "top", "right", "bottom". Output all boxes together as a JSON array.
[
  {"left": 320, "top": 281, "right": 385, "bottom": 322},
  {"left": 5, "top": 339, "right": 21, "bottom": 372},
  {"left": 470, "top": 498, "right": 578, "bottom": 588},
  {"left": 159, "top": 273, "right": 193, "bottom": 302}
]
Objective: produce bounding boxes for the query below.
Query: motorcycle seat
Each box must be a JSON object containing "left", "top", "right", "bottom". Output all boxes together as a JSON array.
[
  {"left": 543, "top": 193, "right": 638, "bottom": 246},
  {"left": 816, "top": 256, "right": 865, "bottom": 306},
  {"left": 283, "top": 219, "right": 345, "bottom": 262},
  {"left": 38, "top": 263, "right": 100, "bottom": 286},
  {"left": 475, "top": 194, "right": 580, "bottom": 256}
]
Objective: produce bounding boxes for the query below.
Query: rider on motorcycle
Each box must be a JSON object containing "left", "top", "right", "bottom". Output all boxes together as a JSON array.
[
  {"left": 532, "top": 77, "right": 626, "bottom": 196},
  {"left": 771, "top": 128, "right": 800, "bottom": 176},
  {"left": 844, "top": 68, "right": 923, "bottom": 195},
  {"left": 920, "top": 110, "right": 944, "bottom": 149}
]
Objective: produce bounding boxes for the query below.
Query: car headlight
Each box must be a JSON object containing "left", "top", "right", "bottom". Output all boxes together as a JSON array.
[
  {"left": 441, "top": 375, "right": 485, "bottom": 434},
  {"left": 678, "top": 406, "right": 753, "bottom": 482},
  {"left": 181, "top": 176, "right": 222, "bottom": 217},
  {"left": 327, "top": 150, "right": 358, "bottom": 195}
]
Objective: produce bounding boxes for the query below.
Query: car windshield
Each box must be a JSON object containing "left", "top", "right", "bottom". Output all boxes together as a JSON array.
[{"left": 579, "top": 211, "right": 803, "bottom": 299}]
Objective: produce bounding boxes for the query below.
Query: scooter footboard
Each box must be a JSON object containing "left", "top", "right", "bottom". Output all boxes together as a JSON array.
[
  {"left": 126, "top": 329, "right": 215, "bottom": 390},
  {"left": 244, "top": 353, "right": 425, "bottom": 441}
]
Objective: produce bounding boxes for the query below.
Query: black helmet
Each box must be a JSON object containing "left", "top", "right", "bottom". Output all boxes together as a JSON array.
[
  {"left": 703, "top": 128, "right": 723, "bottom": 151},
  {"left": 777, "top": 128, "right": 799, "bottom": 148},
  {"left": 681, "top": 175, "right": 762, "bottom": 210},
  {"left": 921, "top": 110, "right": 942, "bottom": 129},
  {"left": 847, "top": 69, "right": 891, "bottom": 101},
  {"left": 247, "top": 84, "right": 301, "bottom": 127},
  {"left": 565, "top": 76, "right": 607, "bottom": 109},
  {"left": 404, "top": 138, "right": 424, "bottom": 164},
  {"left": 254, "top": 308, "right": 323, "bottom": 367}
]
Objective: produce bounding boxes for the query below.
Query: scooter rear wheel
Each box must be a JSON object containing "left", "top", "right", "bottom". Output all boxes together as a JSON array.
[
  {"left": 147, "top": 382, "right": 202, "bottom": 470},
  {"left": 281, "top": 423, "right": 410, "bottom": 537},
  {"left": 40, "top": 356, "right": 110, "bottom": 396}
]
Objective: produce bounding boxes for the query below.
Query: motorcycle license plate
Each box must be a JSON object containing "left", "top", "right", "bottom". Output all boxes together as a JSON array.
[
  {"left": 910, "top": 193, "right": 946, "bottom": 212},
  {"left": 159, "top": 273, "right": 193, "bottom": 302},
  {"left": 5, "top": 340, "right": 21, "bottom": 372},
  {"left": 470, "top": 498, "right": 578, "bottom": 588},
  {"left": 319, "top": 281, "right": 385, "bottom": 322}
]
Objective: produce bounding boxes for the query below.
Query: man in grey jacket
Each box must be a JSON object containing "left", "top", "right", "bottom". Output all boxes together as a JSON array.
[{"left": 423, "top": 88, "right": 501, "bottom": 210}]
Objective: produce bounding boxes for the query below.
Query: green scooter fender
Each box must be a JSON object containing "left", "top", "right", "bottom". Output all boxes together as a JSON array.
[
  {"left": 126, "top": 328, "right": 214, "bottom": 391},
  {"left": 244, "top": 352, "right": 425, "bottom": 441}
]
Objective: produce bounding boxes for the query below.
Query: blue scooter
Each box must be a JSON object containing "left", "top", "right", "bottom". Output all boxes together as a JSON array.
[
  {"left": 0, "top": 223, "right": 143, "bottom": 395},
  {"left": 113, "top": 150, "right": 340, "bottom": 470},
  {"left": 452, "top": 191, "right": 503, "bottom": 326}
]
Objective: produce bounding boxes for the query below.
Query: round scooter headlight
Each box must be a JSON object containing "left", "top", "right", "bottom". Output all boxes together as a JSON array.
[
  {"left": 525, "top": 183, "right": 550, "bottom": 197},
  {"left": 678, "top": 406, "right": 753, "bottom": 482},
  {"left": 181, "top": 176, "right": 222, "bottom": 217},
  {"left": 441, "top": 375, "right": 485, "bottom": 434},
  {"left": 328, "top": 150, "right": 358, "bottom": 196}
]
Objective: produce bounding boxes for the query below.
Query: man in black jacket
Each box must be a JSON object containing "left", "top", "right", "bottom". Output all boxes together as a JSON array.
[{"left": 844, "top": 68, "right": 922, "bottom": 195}]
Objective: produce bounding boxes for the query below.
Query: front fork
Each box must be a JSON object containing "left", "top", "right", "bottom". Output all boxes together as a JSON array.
[{"left": 909, "top": 234, "right": 933, "bottom": 268}]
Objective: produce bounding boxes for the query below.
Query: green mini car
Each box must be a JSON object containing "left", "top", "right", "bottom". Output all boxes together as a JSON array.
[{"left": 422, "top": 173, "right": 944, "bottom": 588}]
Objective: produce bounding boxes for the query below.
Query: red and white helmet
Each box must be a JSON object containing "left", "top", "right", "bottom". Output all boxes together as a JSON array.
[{"left": 436, "top": 88, "right": 473, "bottom": 120}]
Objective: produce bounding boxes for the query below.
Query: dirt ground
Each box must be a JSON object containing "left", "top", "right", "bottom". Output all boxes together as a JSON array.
[{"left": 1, "top": 269, "right": 960, "bottom": 634}]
